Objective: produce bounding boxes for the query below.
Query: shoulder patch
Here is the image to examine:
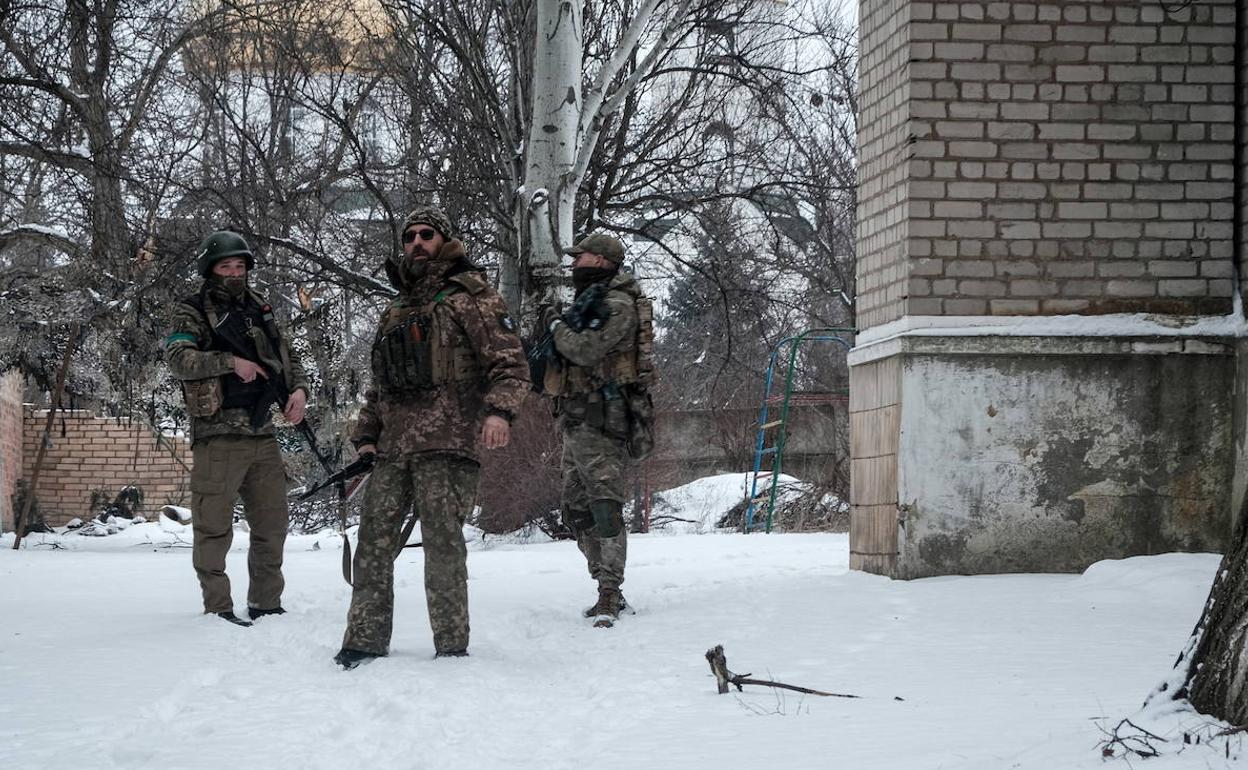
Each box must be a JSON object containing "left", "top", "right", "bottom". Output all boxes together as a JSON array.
[
  {"left": 499, "top": 313, "right": 516, "bottom": 332},
  {"left": 447, "top": 271, "right": 489, "bottom": 295}
]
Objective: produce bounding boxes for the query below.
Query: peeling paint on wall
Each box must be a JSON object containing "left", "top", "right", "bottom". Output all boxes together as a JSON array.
[{"left": 895, "top": 345, "right": 1231, "bottom": 578}]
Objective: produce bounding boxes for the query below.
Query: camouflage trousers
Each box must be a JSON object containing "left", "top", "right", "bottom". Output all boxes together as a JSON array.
[
  {"left": 190, "top": 434, "right": 289, "bottom": 614},
  {"left": 342, "top": 453, "right": 479, "bottom": 655},
  {"left": 560, "top": 420, "right": 628, "bottom": 590}
]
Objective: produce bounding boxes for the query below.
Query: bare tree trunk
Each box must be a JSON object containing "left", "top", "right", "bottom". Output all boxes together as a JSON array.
[
  {"left": 1172, "top": 508, "right": 1248, "bottom": 723},
  {"left": 521, "top": 0, "right": 582, "bottom": 315},
  {"left": 13, "top": 323, "right": 80, "bottom": 548}
]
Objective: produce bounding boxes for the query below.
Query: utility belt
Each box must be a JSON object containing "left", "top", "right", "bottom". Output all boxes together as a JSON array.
[
  {"left": 371, "top": 309, "right": 481, "bottom": 398},
  {"left": 558, "top": 350, "right": 639, "bottom": 397},
  {"left": 557, "top": 383, "right": 629, "bottom": 438}
]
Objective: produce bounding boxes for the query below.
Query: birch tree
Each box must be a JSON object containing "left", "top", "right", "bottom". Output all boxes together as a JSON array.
[{"left": 520, "top": 0, "right": 696, "bottom": 313}]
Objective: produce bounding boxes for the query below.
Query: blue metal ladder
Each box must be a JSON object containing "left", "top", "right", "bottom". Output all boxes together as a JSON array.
[{"left": 744, "top": 328, "right": 855, "bottom": 533}]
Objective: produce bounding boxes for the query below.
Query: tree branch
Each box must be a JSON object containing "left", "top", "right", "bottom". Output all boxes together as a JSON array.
[{"left": 704, "top": 644, "right": 900, "bottom": 700}]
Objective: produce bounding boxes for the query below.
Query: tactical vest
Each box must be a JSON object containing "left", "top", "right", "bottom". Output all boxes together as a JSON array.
[
  {"left": 557, "top": 291, "right": 657, "bottom": 397},
  {"left": 370, "top": 276, "right": 485, "bottom": 398},
  {"left": 186, "top": 289, "right": 285, "bottom": 409}
]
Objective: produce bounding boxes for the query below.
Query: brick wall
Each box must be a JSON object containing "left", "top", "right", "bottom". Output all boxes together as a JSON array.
[
  {"left": 1239, "top": 0, "right": 1248, "bottom": 308},
  {"left": 0, "top": 371, "right": 22, "bottom": 531},
  {"left": 21, "top": 408, "right": 193, "bottom": 526},
  {"left": 848, "top": 355, "right": 900, "bottom": 573},
  {"left": 857, "top": 0, "right": 913, "bottom": 329},
  {"left": 867, "top": 0, "right": 1236, "bottom": 323}
]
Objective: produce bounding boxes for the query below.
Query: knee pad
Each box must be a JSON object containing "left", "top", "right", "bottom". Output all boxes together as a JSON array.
[{"left": 589, "top": 499, "right": 624, "bottom": 538}]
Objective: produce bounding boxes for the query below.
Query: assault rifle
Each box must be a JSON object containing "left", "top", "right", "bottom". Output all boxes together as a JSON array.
[
  {"left": 208, "top": 299, "right": 359, "bottom": 583},
  {"left": 527, "top": 282, "right": 611, "bottom": 390},
  {"left": 299, "top": 453, "right": 375, "bottom": 501}
]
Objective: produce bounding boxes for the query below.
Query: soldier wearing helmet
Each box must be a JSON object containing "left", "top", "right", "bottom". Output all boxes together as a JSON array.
[{"left": 164, "top": 230, "right": 310, "bottom": 627}]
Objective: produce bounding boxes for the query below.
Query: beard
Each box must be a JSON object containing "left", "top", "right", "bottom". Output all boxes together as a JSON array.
[{"left": 400, "top": 256, "right": 430, "bottom": 285}]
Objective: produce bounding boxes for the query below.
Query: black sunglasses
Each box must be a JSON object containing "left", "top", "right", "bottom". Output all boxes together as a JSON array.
[{"left": 403, "top": 227, "right": 438, "bottom": 244}]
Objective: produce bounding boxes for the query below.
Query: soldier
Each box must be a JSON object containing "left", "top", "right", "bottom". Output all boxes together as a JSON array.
[
  {"left": 165, "top": 230, "right": 310, "bottom": 627},
  {"left": 540, "top": 232, "right": 655, "bottom": 628},
  {"left": 334, "top": 205, "right": 529, "bottom": 669}
]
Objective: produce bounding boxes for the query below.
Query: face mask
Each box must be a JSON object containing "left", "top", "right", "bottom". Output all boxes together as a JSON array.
[
  {"left": 209, "top": 274, "right": 247, "bottom": 300},
  {"left": 572, "top": 266, "right": 614, "bottom": 292},
  {"left": 222, "top": 276, "right": 247, "bottom": 298}
]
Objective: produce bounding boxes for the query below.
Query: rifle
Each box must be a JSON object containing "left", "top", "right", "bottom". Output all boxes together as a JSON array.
[
  {"left": 527, "top": 282, "right": 611, "bottom": 389},
  {"left": 206, "top": 298, "right": 359, "bottom": 583},
  {"left": 299, "top": 453, "right": 375, "bottom": 501}
]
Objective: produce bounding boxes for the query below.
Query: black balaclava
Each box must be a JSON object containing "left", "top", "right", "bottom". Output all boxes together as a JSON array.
[{"left": 572, "top": 266, "right": 615, "bottom": 293}]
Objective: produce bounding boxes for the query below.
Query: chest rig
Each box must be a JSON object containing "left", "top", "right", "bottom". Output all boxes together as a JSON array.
[
  {"left": 371, "top": 285, "right": 482, "bottom": 398},
  {"left": 191, "top": 288, "right": 286, "bottom": 409},
  {"left": 557, "top": 290, "right": 656, "bottom": 398}
]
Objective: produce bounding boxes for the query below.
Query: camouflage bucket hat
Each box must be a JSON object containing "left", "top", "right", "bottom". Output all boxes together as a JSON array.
[
  {"left": 403, "top": 205, "right": 455, "bottom": 239},
  {"left": 565, "top": 232, "right": 623, "bottom": 264}
]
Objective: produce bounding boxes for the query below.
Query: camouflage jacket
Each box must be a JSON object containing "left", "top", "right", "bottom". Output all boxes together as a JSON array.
[
  {"left": 350, "top": 241, "right": 529, "bottom": 462},
  {"left": 550, "top": 269, "right": 641, "bottom": 403},
  {"left": 165, "top": 283, "right": 310, "bottom": 445}
]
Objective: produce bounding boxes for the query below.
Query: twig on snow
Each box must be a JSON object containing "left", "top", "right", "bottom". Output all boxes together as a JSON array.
[{"left": 704, "top": 644, "right": 901, "bottom": 700}]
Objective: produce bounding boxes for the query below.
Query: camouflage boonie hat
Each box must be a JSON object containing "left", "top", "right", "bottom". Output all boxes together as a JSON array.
[
  {"left": 565, "top": 232, "right": 623, "bottom": 264},
  {"left": 403, "top": 205, "right": 454, "bottom": 239}
]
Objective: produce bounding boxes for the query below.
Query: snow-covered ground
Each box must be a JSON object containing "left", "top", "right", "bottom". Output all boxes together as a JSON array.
[{"left": 0, "top": 475, "right": 1240, "bottom": 769}]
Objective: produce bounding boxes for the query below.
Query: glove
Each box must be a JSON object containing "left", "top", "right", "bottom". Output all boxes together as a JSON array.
[{"left": 540, "top": 305, "right": 561, "bottom": 332}]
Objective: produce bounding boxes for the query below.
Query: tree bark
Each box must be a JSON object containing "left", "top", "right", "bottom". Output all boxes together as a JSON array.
[
  {"left": 521, "top": 0, "right": 582, "bottom": 315},
  {"left": 1174, "top": 508, "right": 1248, "bottom": 724},
  {"left": 13, "top": 323, "right": 80, "bottom": 548}
]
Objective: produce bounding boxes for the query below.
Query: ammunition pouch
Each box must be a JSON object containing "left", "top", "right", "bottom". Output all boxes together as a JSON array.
[
  {"left": 559, "top": 350, "right": 639, "bottom": 397},
  {"left": 371, "top": 309, "right": 481, "bottom": 398},
  {"left": 373, "top": 318, "right": 436, "bottom": 396},
  {"left": 558, "top": 386, "right": 629, "bottom": 440},
  {"left": 623, "top": 384, "right": 655, "bottom": 460},
  {"left": 182, "top": 377, "right": 224, "bottom": 418}
]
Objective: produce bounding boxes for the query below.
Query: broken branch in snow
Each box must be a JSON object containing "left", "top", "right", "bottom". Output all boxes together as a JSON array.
[
  {"left": 705, "top": 645, "right": 892, "bottom": 700},
  {"left": 1097, "top": 718, "right": 1164, "bottom": 759}
]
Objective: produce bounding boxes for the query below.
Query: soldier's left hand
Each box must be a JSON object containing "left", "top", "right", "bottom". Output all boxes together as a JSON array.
[
  {"left": 284, "top": 388, "right": 307, "bottom": 425},
  {"left": 481, "top": 415, "right": 510, "bottom": 450}
]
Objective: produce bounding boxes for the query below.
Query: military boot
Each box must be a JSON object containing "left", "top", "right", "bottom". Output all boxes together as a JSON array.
[
  {"left": 589, "top": 587, "right": 622, "bottom": 628},
  {"left": 583, "top": 591, "right": 630, "bottom": 618},
  {"left": 248, "top": 606, "right": 286, "bottom": 621},
  {"left": 216, "top": 611, "right": 252, "bottom": 627},
  {"left": 334, "top": 648, "right": 383, "bottom": 670}
]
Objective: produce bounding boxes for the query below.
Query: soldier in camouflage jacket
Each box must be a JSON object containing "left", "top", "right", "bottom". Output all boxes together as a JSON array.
[
  {"left": 165, "top": 230, "right": 310, "bottom": 626},
  {"left": 540, "top": 232, "right": 646, "bottom": 628},
  {"left": 334, "top": 205, "right": 529, "bottom": 669}
]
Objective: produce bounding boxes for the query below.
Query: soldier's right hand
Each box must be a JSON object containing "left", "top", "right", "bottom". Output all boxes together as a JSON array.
[
  {"left": 356, "top": 444, "right": 377, "bottom": 458},
  {"left": 232, "top": 356, "right": 269, "bottom": 383},
  {"left": 540, "top": 305, "right": 561, "bottom": 332}
]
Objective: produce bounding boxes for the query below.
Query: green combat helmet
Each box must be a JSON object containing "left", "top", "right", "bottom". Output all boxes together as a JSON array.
[{"left": 196, "top": 230, "right": 255, "bottom": 276}]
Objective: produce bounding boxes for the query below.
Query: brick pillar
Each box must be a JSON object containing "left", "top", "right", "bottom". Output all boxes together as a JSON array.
[
  {"left": 851, "top": 0, "right": 1238, "bottom": 577},
  {"left": 0, "top": 371, "right": 23, "bottom": 532}
]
